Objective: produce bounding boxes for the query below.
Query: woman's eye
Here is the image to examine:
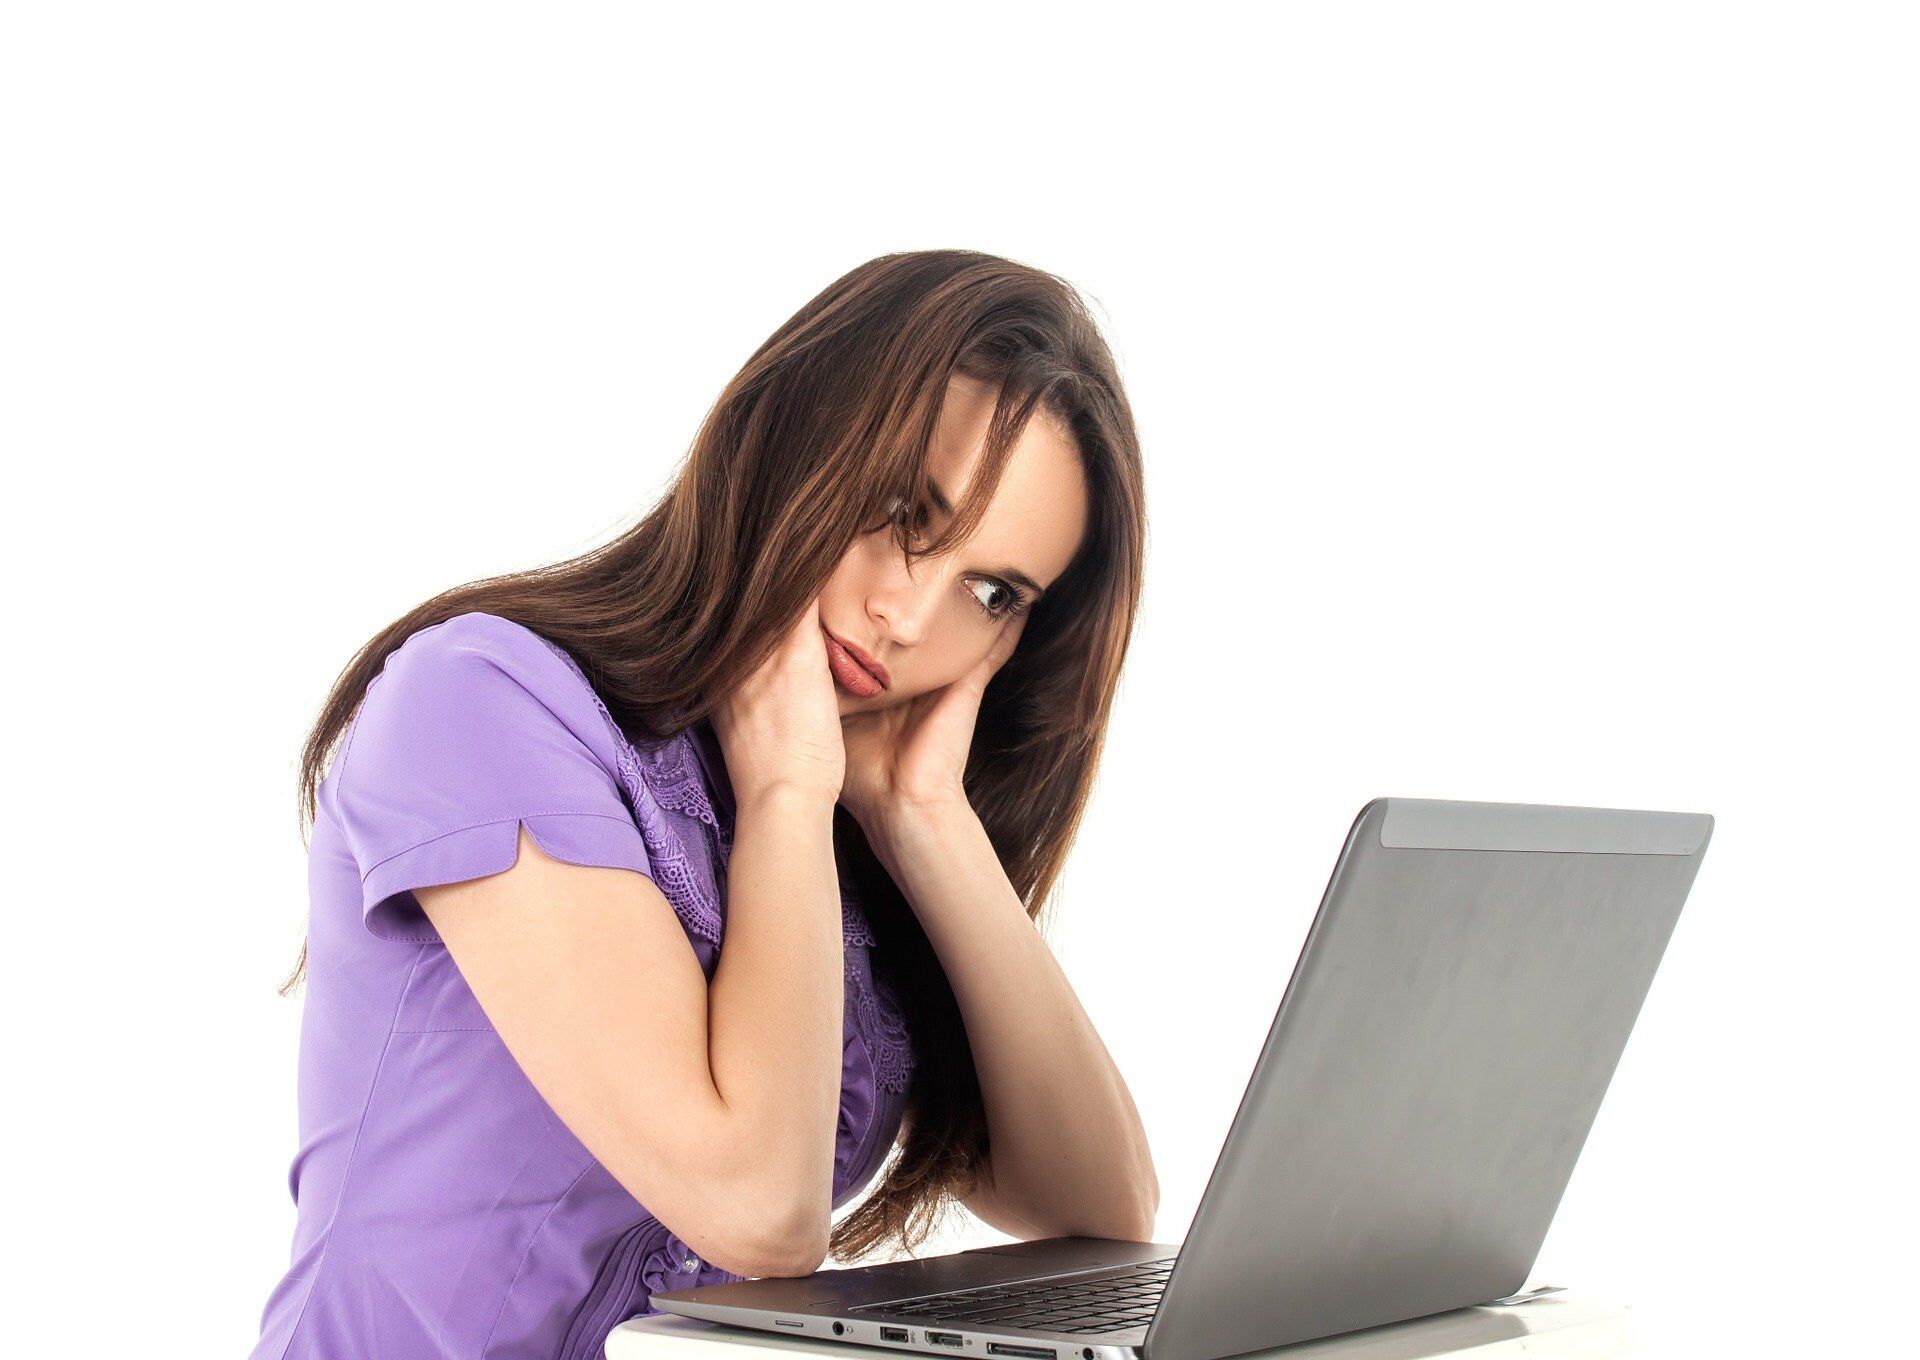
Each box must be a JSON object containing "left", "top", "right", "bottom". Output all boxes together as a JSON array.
[
  {"left": 867, "top": 496, "right": 915, "bottom": 539},
  {"left": 891, "top": 497, "right": 932, "bottom": 541},
  {"left": 966, "top": 577, "right": 1029, "bottom": 621}
]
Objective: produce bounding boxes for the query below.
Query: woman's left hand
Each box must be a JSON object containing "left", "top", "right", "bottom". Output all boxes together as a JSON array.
[{"left": 839, "top": 611, "right": 1029, "bottom": 837}]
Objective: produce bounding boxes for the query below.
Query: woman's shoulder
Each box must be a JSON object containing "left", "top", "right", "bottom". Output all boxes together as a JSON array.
[
  {"left": 394, "top": 612, "right": 728, "bottom": 826},
  {"left": 386, "top": 608, "right": 569, "bottom": 673},
  {"left": 363, "top": 610, "right": 629, "bottom": 767},
  {"left": 378, "top": 610, "right": 606, "bottom": 699},
  {"left": 403, "top": 614, "right": 734, "bottom": 941}
]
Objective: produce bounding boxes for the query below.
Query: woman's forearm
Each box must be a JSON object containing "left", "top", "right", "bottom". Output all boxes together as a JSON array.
[
  {"left": 873, "top": 804, "right": 1160, "bottom": 1241},
  {"left": 706, "top": 784, "right": 845, "bottom": 1258}
]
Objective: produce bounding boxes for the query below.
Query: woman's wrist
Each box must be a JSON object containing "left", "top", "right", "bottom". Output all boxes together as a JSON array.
[
  {"left": 863, "top": 795, "right": 984, "bottom": 881},
  {"left": 738, "top": 779, "right": 841, "bottom": 828}
]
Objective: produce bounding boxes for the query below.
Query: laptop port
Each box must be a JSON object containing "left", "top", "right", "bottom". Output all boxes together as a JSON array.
[
  {"left": 927, "top": 1332, "right": 964, "bottom": 1347},
  {"left": 879, "top": 1327, "right": 911, "bottom": 1343},
  {"left": 987, "top": 1347, "right": 1056, "bottom": 1359}
]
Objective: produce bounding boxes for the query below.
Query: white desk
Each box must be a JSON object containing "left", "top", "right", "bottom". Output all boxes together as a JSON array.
[{"left": 608, "top": 1295, "right": 1632, "bottom": 1360}]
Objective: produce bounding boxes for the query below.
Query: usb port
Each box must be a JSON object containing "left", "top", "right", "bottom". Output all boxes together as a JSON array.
[
  {"left": 927, "top": 1331, "right": 964, "bottom": 1347},
  {"left": 987, "top": 1346, "right": 1056, "bottom": 1359},
  {"left": 880, "top": 1328, "right": 910, "bottom": 1343}
]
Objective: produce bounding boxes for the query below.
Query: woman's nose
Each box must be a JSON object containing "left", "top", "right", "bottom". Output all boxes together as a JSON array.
[{"left": 868, "top": 555, "right": 947, "bottom": 646}]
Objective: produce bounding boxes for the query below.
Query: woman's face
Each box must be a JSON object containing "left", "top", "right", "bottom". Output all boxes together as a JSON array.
[{"left": 820, "top": 373, "right": 1089, "bottom": 714}]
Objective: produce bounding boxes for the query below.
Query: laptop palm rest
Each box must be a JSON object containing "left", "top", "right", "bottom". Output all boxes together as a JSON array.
[{"left": 675, "top": 1237, "right": 1176, "bottom": 1312}]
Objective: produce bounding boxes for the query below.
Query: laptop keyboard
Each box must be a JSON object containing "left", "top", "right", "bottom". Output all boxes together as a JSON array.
[{"left": 846, "top": 1256, "right": 1177, "bottom": 1335}]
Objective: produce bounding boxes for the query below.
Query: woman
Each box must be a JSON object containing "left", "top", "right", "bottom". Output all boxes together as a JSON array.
[{"left": 251, "top": 249, "right": 1156, "bottom": 1360}]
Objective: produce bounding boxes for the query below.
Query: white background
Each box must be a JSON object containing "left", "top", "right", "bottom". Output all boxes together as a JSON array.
[{"left": 4, "top": 4, "right": 1914, "bottom": 1357}]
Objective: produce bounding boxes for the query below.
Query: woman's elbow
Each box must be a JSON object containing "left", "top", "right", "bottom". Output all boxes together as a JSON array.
[
  {"left": 1112, "top": 1171, "right": 1161, "bottom": 1243},
  {"left": 709, "top": 1201, "right": 830, "bottom": 1279}
]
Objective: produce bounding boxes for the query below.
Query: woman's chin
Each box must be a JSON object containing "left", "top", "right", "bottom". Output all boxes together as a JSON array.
[{"left": 840, "top": 692, "right": 903, "bottom": 721}]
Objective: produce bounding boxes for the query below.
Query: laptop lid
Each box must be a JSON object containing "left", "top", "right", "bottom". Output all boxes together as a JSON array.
[{"left": 1142, "top": 798, "right": 1712, "bottom": 1360}]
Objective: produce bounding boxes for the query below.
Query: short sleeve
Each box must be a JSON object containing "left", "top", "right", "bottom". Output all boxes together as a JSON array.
[{"left": 331, "top": 611, "right": 655, "bottom": 941}]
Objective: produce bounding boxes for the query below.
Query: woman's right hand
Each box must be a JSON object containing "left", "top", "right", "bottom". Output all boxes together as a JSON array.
[{"left": 710, "top": 594, "right": 846, "bottom": 806}]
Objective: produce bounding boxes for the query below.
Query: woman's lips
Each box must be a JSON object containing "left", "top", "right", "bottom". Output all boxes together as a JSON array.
[{"left": 823, "top": 628, "right": 889, "bottom": 697}]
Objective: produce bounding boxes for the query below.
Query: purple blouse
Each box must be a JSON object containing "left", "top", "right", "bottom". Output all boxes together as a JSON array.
[{"left": 250, "top": 611, "right": 915, "bottom": 1360}]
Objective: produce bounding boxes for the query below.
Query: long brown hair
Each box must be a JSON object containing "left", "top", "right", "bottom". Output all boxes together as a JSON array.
[{"left": 285, "top": 248, "right": 1147, "bottom": 1263}]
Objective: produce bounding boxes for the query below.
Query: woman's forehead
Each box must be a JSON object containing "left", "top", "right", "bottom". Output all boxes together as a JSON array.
[{"left": 927, "top": 375, "right": 1087, "bottom": 589}]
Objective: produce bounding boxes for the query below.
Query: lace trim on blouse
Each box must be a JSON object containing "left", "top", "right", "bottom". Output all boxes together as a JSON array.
[{"left": 533, "top": 634, "right": 914, "bottom": 1093}]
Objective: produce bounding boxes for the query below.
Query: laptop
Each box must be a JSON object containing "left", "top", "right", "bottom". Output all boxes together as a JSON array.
[{"left": 651, "top": 797, "right": 1713, "bottom": 1360}]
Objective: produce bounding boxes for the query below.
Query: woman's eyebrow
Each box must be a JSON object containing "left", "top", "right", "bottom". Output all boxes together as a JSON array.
[
  {"left": 924, "top": 477, "right": 957, "bottom": 519},
  {"left": 925, "top": 476, "right": 1047, "bottom": 599}
]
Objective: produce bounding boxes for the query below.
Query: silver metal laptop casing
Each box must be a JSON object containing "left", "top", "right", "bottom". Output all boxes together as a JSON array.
[
  {"left": 652, "top": 797, "right": 1713, "bottom": 1360},
  {"left": 653, "top": 1236, "right": 1179, "bottom": 1358}
]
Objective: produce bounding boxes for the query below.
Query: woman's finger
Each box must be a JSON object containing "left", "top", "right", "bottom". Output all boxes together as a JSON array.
[{"left": 984, "top": 609, "right": 1029, "bottom": 674}]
